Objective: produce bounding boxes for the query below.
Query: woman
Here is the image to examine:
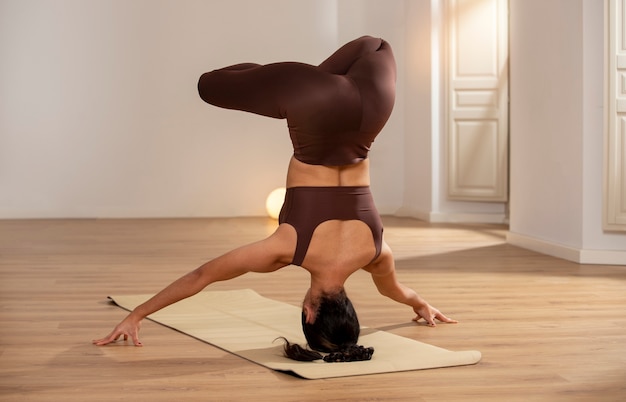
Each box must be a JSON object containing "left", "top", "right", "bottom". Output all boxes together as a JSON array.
[{"left": 93, "top": 36, "right": 456, "bottom": 362}]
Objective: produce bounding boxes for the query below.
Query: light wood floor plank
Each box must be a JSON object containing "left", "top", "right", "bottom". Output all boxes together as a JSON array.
[{"left": 1, "top": 217, "right": 624, "bottom": 401}]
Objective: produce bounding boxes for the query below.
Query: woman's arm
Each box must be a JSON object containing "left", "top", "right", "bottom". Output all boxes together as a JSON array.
[
  {"left": 93, "top": 228, "right": 293, "bottom": 346},
  {"left": 364, "top": 244, "right": 457, "bottom": 326},
  {"left": 92, "top": 267, "right": 219, "bottom": 346}
]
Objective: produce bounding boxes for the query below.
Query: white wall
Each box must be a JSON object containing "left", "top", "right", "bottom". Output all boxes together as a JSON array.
[
  {"left": 402, "top": 0, "right": 435, "bottom": 218},
  {"left": 0, "top": 0, "right": 342, "bottom": 218},
  {"left": 508, "top": 0, "right": 626, "bottom": 264},
  {"left": 509, "top": 0, "right": 584, "bottom": 245}
]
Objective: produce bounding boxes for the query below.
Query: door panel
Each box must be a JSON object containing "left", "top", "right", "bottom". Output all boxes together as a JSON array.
[
  {"left": 606, "top": 0, "right": 626, "bottom": 230},
  {"left": 446, "top": 0, "right": 508, "bottom": 202}
]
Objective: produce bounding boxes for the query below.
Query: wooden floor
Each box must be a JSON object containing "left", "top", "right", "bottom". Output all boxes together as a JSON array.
[{"left": 0, "top": 217, "right": 625, "bottom": 401}]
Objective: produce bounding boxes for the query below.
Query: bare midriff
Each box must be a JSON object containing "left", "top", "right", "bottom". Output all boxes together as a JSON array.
[{"left": 285, "top": 156, "right": 370, "bottom": 188}]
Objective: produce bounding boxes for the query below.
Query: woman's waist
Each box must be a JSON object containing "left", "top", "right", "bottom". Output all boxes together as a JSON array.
[{"left": 285, "top": 156, "right": 370, "bottom": 188}]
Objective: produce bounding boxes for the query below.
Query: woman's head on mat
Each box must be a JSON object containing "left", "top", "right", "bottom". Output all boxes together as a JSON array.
[{"left": 280, "top": 287, "right": 374, "bottom": 363}]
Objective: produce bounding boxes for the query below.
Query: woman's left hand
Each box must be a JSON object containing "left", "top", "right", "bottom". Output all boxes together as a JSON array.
[{"left": 412, "top": 303, "right": 458, "bottom": 327}]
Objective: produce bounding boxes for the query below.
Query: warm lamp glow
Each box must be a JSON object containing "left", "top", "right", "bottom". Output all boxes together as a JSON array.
[{"left": 265, "top": 187, "right": 286, "bottom": 219}]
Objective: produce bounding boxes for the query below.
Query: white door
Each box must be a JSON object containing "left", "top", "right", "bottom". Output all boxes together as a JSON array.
[
  {"left": 606, "top": 0, "right": 626, "bottom": 231},
  {"left": 446, "top": 0, "right": 509, "bottom": 202}
]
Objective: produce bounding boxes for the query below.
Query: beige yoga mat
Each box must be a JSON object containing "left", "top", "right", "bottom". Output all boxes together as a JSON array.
[{"left": 108, "top": 289, "right": 480, "bottom": 379}]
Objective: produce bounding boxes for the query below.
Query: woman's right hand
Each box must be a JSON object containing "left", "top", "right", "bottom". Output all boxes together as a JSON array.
[{"left": 92, "top": 313, "right": 143, "bottom": 346}]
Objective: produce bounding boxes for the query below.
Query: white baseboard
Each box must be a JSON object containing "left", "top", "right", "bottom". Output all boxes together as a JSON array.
[
  {"left": 507, "top": 232, "right": 626, "bottom": 266},
  {"left": 579, "top": 249, "right": 626, "bottom": 265},
  {"left": 394, "top": 207, "right": 508, "bottom": 224},
  {"left": 393, "top": 207, "right": 431, "bottom": 222}
]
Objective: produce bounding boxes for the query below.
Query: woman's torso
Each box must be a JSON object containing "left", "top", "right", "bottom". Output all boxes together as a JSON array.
[{"left": 282, "top": 157, "right": 379, "bottom": 280}]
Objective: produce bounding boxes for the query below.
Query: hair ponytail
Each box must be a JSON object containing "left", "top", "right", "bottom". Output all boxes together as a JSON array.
[
  {"left": 277, "top": 337, "right": 374, "bottom": 363},
  {"left": 278, "top": 337, "right": 324, "bottom": 361},
  {"left": 323, "top": 345, "right": 374, "bottom": 362}
]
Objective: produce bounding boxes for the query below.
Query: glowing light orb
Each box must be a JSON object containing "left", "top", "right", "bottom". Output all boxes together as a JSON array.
[{"left": 265, "top": 187, "right": 286, "bottom": 219}]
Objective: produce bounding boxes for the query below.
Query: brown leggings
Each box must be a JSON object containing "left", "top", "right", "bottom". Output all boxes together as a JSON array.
[{"left": 278, "top": 186, "right": 383, "bottom": 266}]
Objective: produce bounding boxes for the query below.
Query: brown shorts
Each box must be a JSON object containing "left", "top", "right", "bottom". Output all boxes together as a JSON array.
[{"left": 278, "top": 186, "right": 383, "bottom": 266}]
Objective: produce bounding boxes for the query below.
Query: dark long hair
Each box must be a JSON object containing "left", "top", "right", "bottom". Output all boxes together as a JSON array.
[{"left": 280, "top": 288, "right": 374, "bottom": 363}]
